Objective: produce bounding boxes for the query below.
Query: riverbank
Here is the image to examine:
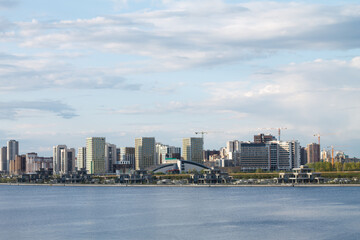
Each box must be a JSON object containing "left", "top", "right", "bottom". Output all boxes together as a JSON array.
[{"left": 2, "top": 183, "right": 360, "bottom": 187}]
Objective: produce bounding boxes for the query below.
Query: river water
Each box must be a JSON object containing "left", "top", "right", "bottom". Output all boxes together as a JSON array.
[{"left": 0, "top": 185, "right": 359, "bottom": 240}]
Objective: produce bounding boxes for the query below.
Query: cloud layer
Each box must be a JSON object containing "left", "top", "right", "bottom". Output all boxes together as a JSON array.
[
  {"left": 0, "top": 100, "right": 78, "bottom": 119},
  {"left": 0, "top": 1, "right": 360, "bottom": 92}
]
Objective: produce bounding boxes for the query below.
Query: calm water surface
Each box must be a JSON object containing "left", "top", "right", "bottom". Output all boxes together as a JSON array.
[{"left": 0, "top": 186, "right": 359, "bottom": 240}]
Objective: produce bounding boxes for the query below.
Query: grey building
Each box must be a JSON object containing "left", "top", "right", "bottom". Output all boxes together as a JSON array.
[
  {"left": 182, "top": 137, "right": 203, "bottom": 164},
  {"left": 0, "top": 146, "right": 7, "bottom": 172},
  {"left": 7, "top": 140, "right": 19, "bottom": 170},
  {"left": 135, "top": 137, "right": 156, "bottom": 170}
]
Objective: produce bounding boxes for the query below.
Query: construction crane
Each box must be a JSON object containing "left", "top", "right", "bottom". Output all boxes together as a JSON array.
[
  {"left": 257, "top": 127, "right": 287, "bottom": 141},
  {"left": 326, "top": 145, "right": 348, "bottom": 167},
  {"left": 195, "top": 131, "right": 208, "bottom": 140},
  {"left": 313, "top": 133, "right": 336, "bottom": 149},
  {"left": 313, "top": 133, "right": 321, "bottom": 145}
]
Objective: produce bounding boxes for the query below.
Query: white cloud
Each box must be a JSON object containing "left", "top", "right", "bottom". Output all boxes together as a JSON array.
[
  {"left": 0, "top": 1, "right": 358, "bottom": 75},
  {"left": 0, "top": 100, "right": 78, "bottom": 119}
]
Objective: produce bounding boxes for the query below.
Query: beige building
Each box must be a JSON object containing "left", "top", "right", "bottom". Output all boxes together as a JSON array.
[
  {"left": 77, "top": 147, "right": 86, "bottom": 170},
  {"left": 135, "top": 137, "right": 155, "bottom": 170},
  {"left": 182, "top": 137, "right": 203, "bottom": 164},
  {"left": 86, "top": 137, "right": 106, "bottom": 174}
]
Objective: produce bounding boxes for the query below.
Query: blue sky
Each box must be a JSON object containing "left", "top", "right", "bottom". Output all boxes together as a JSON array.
[{"left": 1, "top": 0, "right": 360, "bottom": 157}]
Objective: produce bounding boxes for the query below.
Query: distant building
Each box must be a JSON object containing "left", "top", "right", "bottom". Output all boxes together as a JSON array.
[
  {"left": 226, "top": 140, "right": 240, "bottom": 166},
  {"left": 203, "top": 150, "right": 220, "bottom": 161},
  {"left": 182, "top": 137, "right": 203, "bottom": 164},
  {"left": 25, "top": 153, "right": 53, "bottom": 173},
  {"left": 289, "top": 141, "right": 301, "bottom": 169},
  {"left": 277, "top": 141, "right": 292, "bottom": 170},
  {"left": 254, "top": 134, "right": 276, "bottom": 144},
  {"left": 61, "top": 148, "right": 75, "bottom": 173},
  {"left": 77, "top": 147, "right": 86, "bottom": 170},
  {"left": 118, "top": 147, "right": 135, "bottom": 167},
  {"left": 7, "top": 140, "right": 19, "bottom": 170},
  {"left": 9, "top": 154, "right": 26, "bottom": 175},
  {"left": 114, "top": 147, "right": 134, "bottom": 174},
  {"left": 135, "top": 137, "right": 156, "bottom": 170},
  {"left": 239, "top": 142, "right": 270, "bottom": 171},
  {"left": 105, "top": 143, "right": 116, "bottom": 173},
  {"left": 86, "top": 137, "right": 106, "bottom": 174},
  {"left": 53, "top": 145, "right": 67, "bottom": 174},
  {"left": 300, "top": 147, "right": 307, "bottom": 165},
  {"left": 307, "top": 143, "right": 320, "bottom": 163},
  {"left": 156, "top": 143, "right": 181, "bottom": 165},
  {"left": 226, "top": 140, "right": 240, "bottom": 153},
  {"left": 0, "top": 146, "right": 7, "bottom": 172},
  {"left": 53, "top": 145, "right": 75, "bottom": 174}
]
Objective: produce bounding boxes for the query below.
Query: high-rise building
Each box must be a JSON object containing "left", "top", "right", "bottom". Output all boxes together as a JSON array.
[
  {"left": 86, "top": 137, "right": 106, "bottom": 174},
  {"left": 307, "top": 143, "right": 320, "bottom": 163},
  {"left": 7, "top": 140, "right": 19, "bottom": 170},
  {"left": 53, "top": 145, "right": 67, "bottom": 174},
  {"left": 226, "top": 140, "right": 241, "bottom": 165},
  {"left": 61, "top": 148, "right": 75, "bottom": 173},
  {"left": 226, "top": 140, "right": 240, "bottom": 153},
  {"left": 268, "top": 142, "right": 279, "bottom": 171},
  {"left": 135, "top": 137, "right": 156, "bottom": 170},
  {"left": 239, "top": 142, "right": 270, "bottom": 171},
  {"left": 182, "top": 137, "right": 203, "bottom": 164},
  {"left": 254, "top": 134, "right": 276, "bottom": 144},
  {"left": 105, "top": 143, "right": 116, "bottom": 173},
  {"left": 289, "top": 141, "right": 301, "bottom": 168},
  {"left": 0, "top": 147, "right": 7, "bottom": 172},
  {"left": 300, "top": 147, "right": 307, "bottom": 165},
  {"left": 277, "top": 141, "right": 292, "bottom": 170},
  {"left": 77, "top": 147, "right": 86, "bottom": 170}
]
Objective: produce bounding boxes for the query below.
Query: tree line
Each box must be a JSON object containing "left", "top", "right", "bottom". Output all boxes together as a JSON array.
[{"left": 307, "top": 162, "right": 360, "bottom": 172}]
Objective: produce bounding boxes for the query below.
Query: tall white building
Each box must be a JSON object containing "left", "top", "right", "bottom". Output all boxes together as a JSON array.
[
  {"left": 135, "top": 137, "right": 156, "bottom": 170},
  {"left": 267, "top": 140, "right": 301, "bottom": 171},
  {"left": 105, "top": 143, "right": 116, "bottom": 173},
  {"left": 0, "top": 147, "right": 7, "bottom": 172},
  {"left": 60, "top": 148, "right": 75, "bottom": 174},
  {"left": 86, "top": 137, "right": 106, "bottom": 174},
  {"left": 226, "top": 140, "right": 240, "bottom": 165},
  {"left": 182, "top": 137, "right": 203, "bottom": 164},
  {"left": 226, "top": 140, "right": 240, "bottom": 154},
  {"left": 53, "top": 145, "right": 67, "bottom": 174},
  {"left": 77, "top": 147, "right": 86, "bottom": 170},
  {"left": 277, "top": 141, "right": 292, "bottom": 170},
  {"left": 7, "top": 140, "right": 19, "bottom": 171}
]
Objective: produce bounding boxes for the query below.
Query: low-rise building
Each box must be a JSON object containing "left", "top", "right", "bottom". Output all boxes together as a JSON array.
[{"left": 277, "top": 165, "right": 324, "bottom": 184}]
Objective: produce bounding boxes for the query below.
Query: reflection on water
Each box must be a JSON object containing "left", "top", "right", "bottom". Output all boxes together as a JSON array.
[{"left": 0, "top": 186, "right": 359, "bottom": 240}]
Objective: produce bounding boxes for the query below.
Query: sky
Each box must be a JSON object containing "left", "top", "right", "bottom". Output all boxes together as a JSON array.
[{"left": 1, "top": 0, "right": 360, "bottom": 157}]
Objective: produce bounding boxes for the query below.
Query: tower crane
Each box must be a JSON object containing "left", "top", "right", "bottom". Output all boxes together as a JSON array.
[
  {"left": 257, "top": 127, "right": 287, "bottom": 141},
  {"left": 195, "top": 131, "right": 208, "bottom": 140},
  {"left": 326, "top": 145, "right": 348, "bottom": 167}
]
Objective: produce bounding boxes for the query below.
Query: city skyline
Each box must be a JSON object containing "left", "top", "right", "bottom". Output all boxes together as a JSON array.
[{"left": 1, "top": 0, "right": 360, "bottom": 157}]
